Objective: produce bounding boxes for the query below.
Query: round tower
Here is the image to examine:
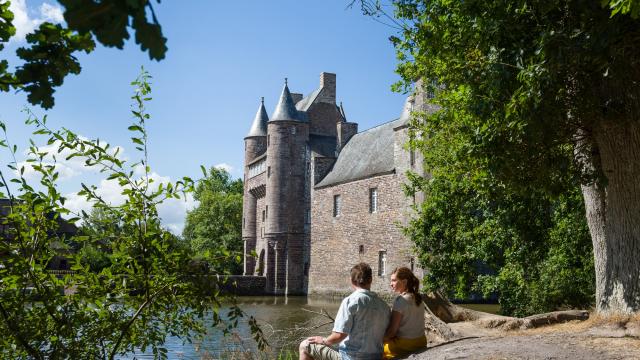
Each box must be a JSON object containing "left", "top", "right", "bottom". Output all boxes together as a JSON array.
[
  {"left": 242, "top": 98, "right": 268, "bottom": 275},
  {"left": 264, "top": 79, "right": 309, "bottom": 295}
]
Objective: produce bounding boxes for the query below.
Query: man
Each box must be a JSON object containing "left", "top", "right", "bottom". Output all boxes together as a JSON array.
[{"left": 299, "top": 263, "right": 390, "bottom": 360}]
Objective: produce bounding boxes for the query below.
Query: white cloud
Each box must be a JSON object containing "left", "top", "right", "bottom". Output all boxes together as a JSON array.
[
  {"left": 158, "top": 193, "right": 196, "bottom": 235},
  {"left": 7, "top": 0, "right": 65, "bottom": 42},
  {"left": 214, "top": 163, "right": 234, "bottom": 173},
  {"left": 10, "top": 134, "right": 194, "bottom": 233},
  {"left": 39, "top": 2, "right": 63, "bottom": 23},
  {"left": 63, "top": 172, "right": 196, "bottom": 235}
]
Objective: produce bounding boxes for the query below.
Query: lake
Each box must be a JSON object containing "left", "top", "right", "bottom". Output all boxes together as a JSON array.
[
  {"left": 124, "top": 296, "right": 500, "bottom": 359},
  {"left": 123, "top": 296, "right": 343, "bottom": 359}
]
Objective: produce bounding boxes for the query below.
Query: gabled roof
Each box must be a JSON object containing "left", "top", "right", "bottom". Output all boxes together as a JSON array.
[
  {"left": 246, "top": 98, "right": 269, "bottom": 137},
  {"left": 295, "top": 88, "right": 322, "bottom": 112},
  {"left": 316, "top": 118, "right": 403, "bottom": 188}
]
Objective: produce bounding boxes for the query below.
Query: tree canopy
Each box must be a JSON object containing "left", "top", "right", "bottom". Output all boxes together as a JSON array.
[
  {"left": 0, "top": 0, "right": 166, "bottom": 109},
  {"left": 183, "top": 167, "right": 244, "bottom": 275},
  {"left": 373, "top": 0, "right": 640, "bottom": 314},
  {"left": 0, "top": 72, "right": 261, "bottom": 358}
]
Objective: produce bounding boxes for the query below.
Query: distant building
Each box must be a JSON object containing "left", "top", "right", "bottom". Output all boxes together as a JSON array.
[{"left": 242, "top": 73, "right": 429, "bottom": 295}]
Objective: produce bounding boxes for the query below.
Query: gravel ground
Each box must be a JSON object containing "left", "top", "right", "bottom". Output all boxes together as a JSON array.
[{"left": 406, "top": 320, "right": 640, "bottom": 360}]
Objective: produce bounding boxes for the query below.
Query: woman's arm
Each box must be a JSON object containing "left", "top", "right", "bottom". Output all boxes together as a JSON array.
[{"left": 383, "top": 311, "right": 403, "bottom": 341}]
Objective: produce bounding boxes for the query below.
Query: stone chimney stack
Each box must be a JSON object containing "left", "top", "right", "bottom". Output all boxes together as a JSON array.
[
  {"left": 337, "top": 121, "right": 358, "bottom": 154},
  {"left": 319, "top": 72, "right": 336, "bottom": 104}
]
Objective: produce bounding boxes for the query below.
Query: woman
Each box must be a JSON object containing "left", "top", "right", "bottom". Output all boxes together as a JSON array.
[{"left": 383, "top": 267, "right": 427, "bottom": 359}]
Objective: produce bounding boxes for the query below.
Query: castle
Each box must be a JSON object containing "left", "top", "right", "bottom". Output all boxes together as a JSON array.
[{"left": 242, "top": 72, "right": 427, "bottom": 295}]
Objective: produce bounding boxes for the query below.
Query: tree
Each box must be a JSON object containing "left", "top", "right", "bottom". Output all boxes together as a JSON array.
[
  {"left": 183, "top": 167, "right": 244, "bottom": 275},
  {"left": 367, "top": 0, "right": 640, "bottom": 314},
  {"left": 0, "top": 72, "right": 261, "bottom": 359},
  {"left": 403, "top": 112, "right": 595, "bottom": 316},
  {"left": 0, "top": 0, "right": 166, "bottom": 109}
]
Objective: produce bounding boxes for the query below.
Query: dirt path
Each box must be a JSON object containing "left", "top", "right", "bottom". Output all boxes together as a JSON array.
[{"left": 408, "top": 320, "right": 640, "bottom": 359}]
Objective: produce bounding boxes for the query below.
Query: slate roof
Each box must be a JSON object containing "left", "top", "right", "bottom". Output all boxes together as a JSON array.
[
  {"left": 316, "top": 118, "right": 403, "bottom": 188},
  {"left": 271, "top": 83, "right": 305, "bottom": 122},
  {"left": 295, "top": 88, "right": 322, "bottom": 112},
  {"left": 246, "top": 98, "right": 269, "bottom": 137}
]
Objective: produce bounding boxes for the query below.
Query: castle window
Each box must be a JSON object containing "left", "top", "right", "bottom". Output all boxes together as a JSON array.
[
  {"left": 410, "top": 149, "right": 415, "bottom": 167},
  {"left": 248, "top": 159, "right": 266, "bottom": 178},
  {"left": 378, "top": 251, "right": 387, "bottom": 276},
  {"left": 291, "top": 126, "right": 296, "bottom": 135},
  {"left": 333, "top": 195, "right": 341, "bottom": 217},
  {"left": 267, "top": 135, "right": 270, "bottom": 146},
  {"left": 261, "top": 227, "right": 263, "bottom": 238},
  {"left": 410, "top": 257, "right": 415, "bottom": 272},
  {"left": 369, "top": 188, "right": 378, "bottom": 213},
  {"left": 305, "top": 209, "right": 311, "bottom": 224},
  {"left": 266, "top": 206, "right": 268, "bottom": 219},
  {"left": 359, "top": 245, "right": 364, "bottom": 254},
  {"left": 262, "top": 210, "right": 265, "bottom": 222},
  {"left": 267, "top": 166, "right": 271, "bottom": 178}
]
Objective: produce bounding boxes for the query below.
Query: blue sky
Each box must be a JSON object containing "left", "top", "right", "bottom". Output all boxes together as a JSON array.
[{"left": 0, "top": 0, "right": 408, "bottom": 233}]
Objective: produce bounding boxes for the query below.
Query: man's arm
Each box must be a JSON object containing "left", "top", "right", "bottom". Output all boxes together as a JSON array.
[{"left": 306, "top": 331, "right": 347, "bottom": 346}]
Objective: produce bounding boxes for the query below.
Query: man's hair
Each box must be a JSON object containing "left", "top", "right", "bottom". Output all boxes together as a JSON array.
[{"left": 351, "top": 263, "right": 372, "bottom": 286}]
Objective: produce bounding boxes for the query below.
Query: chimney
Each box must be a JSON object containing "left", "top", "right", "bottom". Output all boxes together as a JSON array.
[
  {"left": 319, "top": 72, "right": 336, "bottom": 104},
  {"left": 337, "top": 121, "right": 358, "bottom": 154}
]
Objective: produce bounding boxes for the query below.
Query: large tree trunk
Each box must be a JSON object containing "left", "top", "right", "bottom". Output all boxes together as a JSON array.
[{"left": 578, "top": 120, "right": 640, "bottom": 314}]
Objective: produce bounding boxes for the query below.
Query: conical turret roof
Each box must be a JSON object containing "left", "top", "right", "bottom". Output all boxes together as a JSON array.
[
  {"left": 246, "top": 97, "right": 269, "bottom": 138},
  {"left": 271, "top": 79, "right": 303, "bottom": 122}
]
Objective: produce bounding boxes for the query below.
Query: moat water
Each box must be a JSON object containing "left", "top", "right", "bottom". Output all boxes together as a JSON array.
[
  {"left": 122, "top": 296, "right": 343, "bottom": 359},
  {"left": 122, "top": 296, "right": 500, "bottom": 359}
]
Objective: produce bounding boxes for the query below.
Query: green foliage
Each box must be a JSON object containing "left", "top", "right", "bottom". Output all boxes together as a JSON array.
[
  {"left": 384, "top": 0, "right": 640, "bottom": 190},
  {"left": 357, "top": 0, "right": 640, "bottom": 315},
  {"left": 0, "top": 0, "right": 166, "bottom": 108},
  {"left": 59, "top": 0, "right": 167, "bottom": 60},
  {"left": 0, "top": 71, "right": 261, "bottom": 359},
  {"left": 404, "top": 117, "right": 595, "bottom": 315},
  {"left": 15, "top": 23, "right": 95, "bottom": 109},
  {"left": 78, "top": 243, "right": 112, "bottom": 272},
  {"left": 183, "top": 167, "right": 244, "bottom": 275},
  {"left": 605, "top": 0, "right": 640, "bottom": 18}
]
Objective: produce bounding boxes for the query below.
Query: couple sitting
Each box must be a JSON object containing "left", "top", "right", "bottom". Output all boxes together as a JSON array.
[{"left": 299, "top": 263, "right": 427, "bottom": 360}]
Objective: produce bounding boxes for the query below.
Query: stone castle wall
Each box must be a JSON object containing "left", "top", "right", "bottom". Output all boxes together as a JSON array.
[{"left": 309, "top": 171, "right": 420, "bottom": 295}]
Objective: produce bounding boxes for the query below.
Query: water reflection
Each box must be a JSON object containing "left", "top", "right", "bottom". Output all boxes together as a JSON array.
[{"left": 121, "top": 296, "right": 342, "bottom": 359}]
